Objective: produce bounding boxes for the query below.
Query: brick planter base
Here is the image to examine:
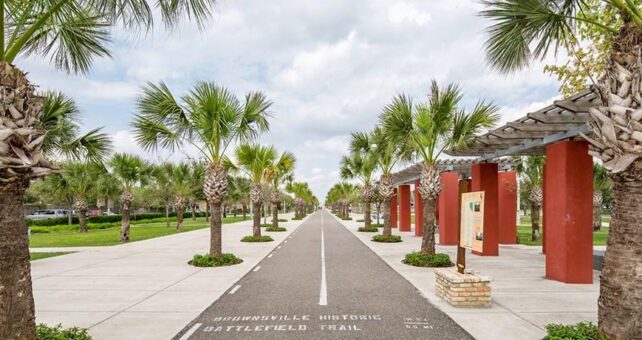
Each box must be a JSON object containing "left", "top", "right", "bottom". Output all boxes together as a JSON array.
[{"left": 435, "top": 268, "right": 492, "bottom": 308}]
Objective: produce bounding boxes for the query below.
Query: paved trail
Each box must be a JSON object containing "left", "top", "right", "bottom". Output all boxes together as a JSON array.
[{"left": 174, "top": 210, "right": 471, "bottom": 340}]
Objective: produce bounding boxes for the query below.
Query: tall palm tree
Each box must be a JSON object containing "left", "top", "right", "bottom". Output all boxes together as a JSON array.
[
  {"left": 148, "top": 163, "right": 175, "bottom": 227},
  {"left": 265, "top": 150, "right": 296, "bottom": 228},
  {"left": 480, "top": 2, "right": 642, "bottom": 336},
  {"left": 381, "top": 80, "right": 499, "bottom": 255},
  {"left": 514, "top": 156, "right": 546, "bottom": 241},
  {"left": 233, "top": 144, "right": 277, "bottom": 238},
  {"left": 593, "top": 163, "right": 612, "bottom": 231},
  {"left": 351, "top": 127, "right": 402, "bottom": 237},
  {"left": 133, "top": 82, "right": 271, "bottom": 256},
  {"left": 0, "top": 2, "right": 218, "bottom": 337},
  {"left": 1, "top": 91, "right": 111, "bottom": 338},
  {"left": 340, "top": 149, "right": 376, "bottom": 228},
  {"left": 108, "top": 153, "right": 152, "bottom": 242}
]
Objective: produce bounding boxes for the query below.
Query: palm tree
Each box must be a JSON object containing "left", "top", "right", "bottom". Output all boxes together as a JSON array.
[
  {"left": 480, "top": 2, "right": 642, "bottom": 335},
  {"left": 381, "top": 80, "right": 499, "bottom": 255},
  {"left": 133, "top": 82, "right": 271, "bottom": 256},
  {"left": 108, "top": 153, "right": 152, "bottom": 242},
  {"left": 94, "top": 170, "right": 121, "bottom": 215},
  {"left": 287, "top": 182, "right": 312, "bottom": 219},
  {"left": 351, "top": 127, "right": 402, "bottom": 237},
  {"left": 265, "top": 150, "right": 296, "bottom": 228},
  {"left": 62, "top": 162, "right": 104, "bottom": 232},
  {"left": 593, "top": 163, "right": 612, "bottom": 231},
  {"left": 340, "top": 149, "right": 376, "bottom": 228},
  {"left": 233, "top": 144, "right": 277, "bottom": 238},
  {"left": 514, "top": 156, "right": 546, "bottom": 241},
  {"left": 168, "top": 162, "right": 192, "bottom": 232},
  {"left": 148, "top": 163, "right": 175, "bottom": 227},
  {"left": 189, "top": 161, "right": 206, "bottom": 221},
  {"left": 0, "top": 2, "right": 219, "bottom": 336}
]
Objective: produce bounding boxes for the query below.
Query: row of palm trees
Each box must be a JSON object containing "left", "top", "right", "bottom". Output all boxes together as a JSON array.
[{"left": 329, "top": 80, "right": 499, "bottom": 255}]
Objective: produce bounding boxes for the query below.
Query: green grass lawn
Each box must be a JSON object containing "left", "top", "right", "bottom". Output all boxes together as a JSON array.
[
  {"left": 30, "top": 252, "right": 74, "bottom": 261},
  {"left": 29, "top": 216, "right": 248, "bottom": 248},
  {"left": 516, "top": 215, "right": 609, "bottom": 246}
]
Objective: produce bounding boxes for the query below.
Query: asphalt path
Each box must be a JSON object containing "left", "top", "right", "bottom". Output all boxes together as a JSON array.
[{"left": 174, "top": 209, "right": 471, "bottom": 340}]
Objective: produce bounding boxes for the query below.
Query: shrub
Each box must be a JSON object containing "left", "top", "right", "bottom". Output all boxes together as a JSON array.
[
  {"left": 358, "top": 227, "right": 378, "bottom": 232},
  {"left": 278, "top": 219, "right": 288, "bottom": 222},
  {"left": 372, "top": 223, "right": 383, "bottom": 228},
  {"left": 27, "top": 212, "right": 209, "bottom": 226},
  {"left": 403, "top": 252, "right": 452, "bottom": 267},
  {"left": 266, "top": 227, "right": 287, "bottom": 232},
  {"left": 544, "top": 322, "right": 601, "bottom": 340},
  {"left": 37, "top": 324, "right": 92, "bottom": 340},
  {"left": 356, "top": 219, "right": 364, "bottom": 222},
  {"left": 241, "top": 235, "right": 274, "bottom": 242},
  {"left": 372, "top": 234, "right": 402, "bottom": 243},
  {"left": 341, "top": 217, "right": 353, "bottom": 221},
  {"left": 189, "top": 253, "right": 243, "bottom": 267},
  {"left": 260, "top": 224, "right": 271, "bottom": 228},
  {"left": 292, "top": 217, "right": 304, "bottom": 220}
]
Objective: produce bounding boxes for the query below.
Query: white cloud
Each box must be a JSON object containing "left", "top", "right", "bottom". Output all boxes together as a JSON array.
[{"left": 18, "top": 0, "right": 567, "bottom": 200}]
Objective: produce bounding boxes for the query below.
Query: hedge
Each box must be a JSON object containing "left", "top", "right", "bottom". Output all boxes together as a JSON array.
[{"left": 27, "top": 211, "right": 208, "bottom": 227}]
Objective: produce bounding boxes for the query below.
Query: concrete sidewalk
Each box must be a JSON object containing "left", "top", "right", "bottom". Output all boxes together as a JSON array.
[
  {"left": 31, "top": 213, "right": 306, "bottom": 340},
  {"left": 338, "top": 213, "right": 599, "bottom": 340}
]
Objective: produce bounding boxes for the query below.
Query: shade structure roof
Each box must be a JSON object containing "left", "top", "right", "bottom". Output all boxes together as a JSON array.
[
  {"left": 392, "top": 158, "right": 519, "bottom": 185},
  {"left": 390, "top": 89, "right": 599, "bottom": 186},
  {"left": 446, "top": 89, "right": 600, "bottom": 160}
]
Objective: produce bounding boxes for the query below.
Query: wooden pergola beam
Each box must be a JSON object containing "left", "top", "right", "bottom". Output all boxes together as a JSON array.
[
  {"left": 527, "top": 111, "right": 589, "bottom": 124},
  {"left": 506, "top": 122, "right": 572, "bottom": 132},
  {"left": 489, "top": 130, "right": 549, "bottom": 139}
]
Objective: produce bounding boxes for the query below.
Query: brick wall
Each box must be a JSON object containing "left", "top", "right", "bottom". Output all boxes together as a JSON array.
[{"left": 435, "top": 268, "right": 491, "bottom": 308}]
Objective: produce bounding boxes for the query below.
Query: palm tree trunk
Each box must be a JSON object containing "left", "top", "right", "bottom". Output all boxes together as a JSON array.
[
  {"left": 376, "top": 203, "right": 381, "bottom": 224},
  {"left": 382, "top": 198, "right": 392, "bottom": 237},
  {"left": 531, "top": 203, "right": 540, "bottom": 241},
  {"left": 598, "top": 161, "right": 642, "bottom": 339},
  {"left": 272, "top": 201, "right": 279, "bottom": 228},
  {"left": 78, "top": 209, "right": 88, "bottom": 233},
  {"left": 253, "top": 201, "right": 262, "bottom": 238},
  {"left": 364, "top": 201, "right": 371, "bottom": 228},
  {"left": 242, "top": 204, "right": 247, "bottom": 219},
  {"left": 420, "top": 198, "right": 437, "bottom": 255},
  {"left": 209, "top": 202, "right": 222, "bottom": 256},
  {"left": 120, "top": 191, "right": 133, "bottom": 242},
  {"left": 67, "top": 207, "right": 73, "bottom": 225},
  {"left": 205, "top": 203, "right": 210, "bottom": 222},
  {"left": 176, "top": 206, "right": 184, "bottom": 232},
  {"left": 593, "top": 202, "right": 602, "bottom": 231},
  {"left": 0, "top": 181, "right": 36, "bottom": 340},
  {"left": 165, "top": 204, "right": 170, "bottom": 227},
  {"left": 191, "top": 204, "right": 196, "bottom": 221}
]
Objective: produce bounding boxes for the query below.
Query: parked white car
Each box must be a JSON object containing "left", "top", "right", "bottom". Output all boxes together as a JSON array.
[{"left": 26, "top": 209, "right": 69, "bottom": 220}]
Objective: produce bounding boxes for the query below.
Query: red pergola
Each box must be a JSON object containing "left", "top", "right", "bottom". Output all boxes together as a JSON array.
[{"left": 390, "top": 90, "right": 599, "bottom": 284}]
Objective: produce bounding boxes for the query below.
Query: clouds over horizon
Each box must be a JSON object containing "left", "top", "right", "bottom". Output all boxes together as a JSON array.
[{"left": 18, "top": 0, "right": 565, "bottom": 200}]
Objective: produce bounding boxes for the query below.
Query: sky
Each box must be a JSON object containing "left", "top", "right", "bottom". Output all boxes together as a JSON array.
[{"left": 18, "top": 0, "right": 566, "bottom": 201}]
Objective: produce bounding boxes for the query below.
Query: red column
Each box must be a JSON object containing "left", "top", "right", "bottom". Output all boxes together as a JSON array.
[
  {"left": 390, "top": 189, "right": 398, "bottom": 228},
  {"left": 471, "top": 163, "right": 499, "bottom": 256},
  {"left": 542, "top": 163, "right": 548, "bottom": 254},
  {"left": 398, "top": 185, "right": 411, "bottom": 232},
  {"left": 544, "top": 141, "right": 593, "bottom": 284},
  {"left": 438, "top": 172, "right": 459, "bottom": 245},
  {"left": 498, "top": 171, "right": 517, "bottom": 244},
  {"left": 414, "top": 180, "right": 424, "bottom": 236}
]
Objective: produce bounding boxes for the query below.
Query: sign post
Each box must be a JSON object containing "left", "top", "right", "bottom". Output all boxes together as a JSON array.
[{"left": 458, "top": 191, "right": 485, "bottom": 274}]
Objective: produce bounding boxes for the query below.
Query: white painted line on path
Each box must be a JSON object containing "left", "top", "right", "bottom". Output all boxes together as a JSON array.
[
  {"left": 229, "top": 285, "right": 241, "bottom": 294},
  {"left": 179, "top": 323, "right": 202, "bottom": 340},
  {"left": 253, "top": 266, "right": 261, "bottom": 272},
  {"left": 277, "top": 246, "right": 282, "bottom": 249},
  {"left": 268, "top": 253, "right": 273, "bottom": 258},
  {"left": 319, "top": 212, "right": 328, "bottom": 306},
  {"left": 284, "top": 240, "right": 288, "bottom": 244}
]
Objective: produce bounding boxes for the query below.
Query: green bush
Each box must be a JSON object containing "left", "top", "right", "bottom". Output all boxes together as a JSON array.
[
  {"left": 266, "top": 227, "right": 287, "bottom": 232},
  {"left": 260, "top": 224, "right": 271, "bottom": 228},
  {"left": 544, "top": 322, "right": 602, "bottom": 340},
  {"left": 372, "top": 234, "right": 402, "bottom": 243},
  {"left": 241, "top": 235, "right": 274, "bottom": 242},
  {"left": 403, "top": 252, "right": 452, "bottom": 267},
  {"left": 189, "top": 253, "right": 243, "bottom": 267},
  {"left": 372, "top": 223, "right": 383, "bottom": 228},
  {"left": 278, "top": 219, "right": 288, "bottom": 222},
  {"left": 358, "top": 227, "right": 378, "bottom": 232},
  {"left": 356, "top": 219, "right": 364, "bottom": 222},
  {"left": 37, "top": 324, "right": 92, "bottom": 340},
  {"left": 27, "top": 212, "right": 209, "bottom": 226}
]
